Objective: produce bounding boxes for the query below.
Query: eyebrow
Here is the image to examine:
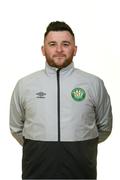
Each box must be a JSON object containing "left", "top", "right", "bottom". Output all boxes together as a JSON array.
[
  {"left": 48, "top": 41, "right": 71, "bottom": 44},
  {"left": 62, "top": 41, "right": 71, "bottom": 44},
  {"left": 48, "top": 41, "right": 56, "bottom": 44}
]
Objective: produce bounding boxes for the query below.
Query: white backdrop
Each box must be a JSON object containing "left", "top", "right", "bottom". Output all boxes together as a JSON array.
[{"left": 0, "top": 0, "right": 120, "bottom": 179}]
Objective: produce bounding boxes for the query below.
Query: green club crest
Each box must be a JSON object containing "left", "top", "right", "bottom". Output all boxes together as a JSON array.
[{"left": 71, "top": 88, "right": 86, "bottom": 101}]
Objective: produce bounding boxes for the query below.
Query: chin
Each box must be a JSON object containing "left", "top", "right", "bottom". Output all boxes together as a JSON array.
[
  {"left": 56, "top": 63, "right": 69, "bottom": 69},
  {"left": 49, "top": 59, "right": 72, "bottom": 68}
]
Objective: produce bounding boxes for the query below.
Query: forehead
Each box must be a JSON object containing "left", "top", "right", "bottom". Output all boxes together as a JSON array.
[{"left": 45, "top": 31, "right": 74, "bottom": 42}]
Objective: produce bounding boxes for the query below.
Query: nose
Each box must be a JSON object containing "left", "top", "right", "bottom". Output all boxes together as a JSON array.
[{"left": 56, "top": 45, "right": 63, "bottom": 52}]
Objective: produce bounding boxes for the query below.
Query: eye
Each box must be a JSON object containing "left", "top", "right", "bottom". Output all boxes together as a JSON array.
[
  {"left": 63, "top": 43, "right": 69, "bottom": 46},
  {"left": 49, "top": 42, "right": 56, "bottom": 47},
  {"left": 62, "top": 42, "right": 70, "bottom": 47}
]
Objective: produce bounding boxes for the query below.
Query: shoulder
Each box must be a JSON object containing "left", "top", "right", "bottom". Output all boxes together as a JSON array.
[
  {"left": 74, "top": 68, "right": 103, "bottom": 85},
  {"left": 18, "top": 69, "right": 44, "bottom": 85},
  {"left": 20, "top": 69, "right": 44, "bottom": 82},
  {"left": 74, "top": 68, "right": 109, "bottom": 104},
  {"left": 13, "top": 69, "right": 45, "bottom": 93},
  {"left": 73, "top": 68, "right": 106, "bottom": 97}
]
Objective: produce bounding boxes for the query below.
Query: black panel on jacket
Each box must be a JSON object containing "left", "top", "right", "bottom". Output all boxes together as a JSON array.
[{"left": 22, "top": 138, "right": 98, "bottom": 179}]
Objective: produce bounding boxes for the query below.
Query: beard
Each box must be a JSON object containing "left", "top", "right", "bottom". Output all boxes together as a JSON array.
[{"left": 45, "top": 53, "right": 74, "bottom": 69}]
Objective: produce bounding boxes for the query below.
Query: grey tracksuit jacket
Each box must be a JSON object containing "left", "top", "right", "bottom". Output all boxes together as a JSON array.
[{"left": 10, "top": 62, "right": 112, "bottom": 179}]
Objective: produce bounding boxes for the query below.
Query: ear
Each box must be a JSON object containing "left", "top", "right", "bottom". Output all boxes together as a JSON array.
[
  {"left": 73, "top": 46, "right": 77, "bottom": 56},
  {"left": 41, "top": 46, "right": 45, "bottom": 56}
]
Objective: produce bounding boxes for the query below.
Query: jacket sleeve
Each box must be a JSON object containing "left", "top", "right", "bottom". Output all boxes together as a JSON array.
[
  {"left": 9, "top": 80, "right": 25, "bottom": 146},
  {"left": 95, "top": 79, "right": 113, "bottom": 143}
]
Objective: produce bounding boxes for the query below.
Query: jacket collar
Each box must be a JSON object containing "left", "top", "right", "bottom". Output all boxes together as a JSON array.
[{"left": 45, "top": 61, "right": 74, "bottom": 77}]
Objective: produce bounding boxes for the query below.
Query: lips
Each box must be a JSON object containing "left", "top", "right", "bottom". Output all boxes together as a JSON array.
[{"left": 53, "top": 55, "right": 66, "bottom": 58}]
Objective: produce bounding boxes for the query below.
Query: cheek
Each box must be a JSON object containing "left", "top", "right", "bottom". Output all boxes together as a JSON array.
[
  {"left": 45, "top": 49, "right": 55, "bottom": 58},
  {"left": 66, "top": 49, "right": 75, "bottom": 56}
]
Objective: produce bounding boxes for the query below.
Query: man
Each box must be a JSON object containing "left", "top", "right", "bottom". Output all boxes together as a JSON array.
[{"left": 10, "top": 21, "right": 112, "bottom": 179}]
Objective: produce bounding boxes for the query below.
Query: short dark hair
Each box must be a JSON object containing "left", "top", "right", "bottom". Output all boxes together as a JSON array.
[{"left": 44, "top": 21, "right": 75, "bottom": 38}]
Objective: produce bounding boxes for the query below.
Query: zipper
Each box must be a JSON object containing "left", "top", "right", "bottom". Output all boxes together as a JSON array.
[{"left": 57, "top": 69, "right": 61, "bottom": 142}]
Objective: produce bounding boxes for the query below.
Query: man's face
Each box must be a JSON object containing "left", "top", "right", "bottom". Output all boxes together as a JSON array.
[{"left": 41, "top": 31, "right": 77, "bottom": 68}]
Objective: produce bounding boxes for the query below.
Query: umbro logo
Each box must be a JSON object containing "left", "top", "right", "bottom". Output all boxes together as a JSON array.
[{"left": 36, "top": 92, "right": 46, "bottom": 98}]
